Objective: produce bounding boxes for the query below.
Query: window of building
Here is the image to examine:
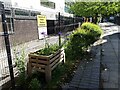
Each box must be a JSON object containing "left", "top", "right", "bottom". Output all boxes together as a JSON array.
[
  {"left": 15, "top": 9, "right": 29, "bottom": 16},
  {"left": 31, "top": 12, "right": 41, "bottom": 16},
  {"left": 40, "top": 0, "right": 55, "bottom": 9}
]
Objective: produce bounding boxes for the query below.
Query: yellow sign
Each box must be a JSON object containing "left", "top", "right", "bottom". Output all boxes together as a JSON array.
[{"left": 37, "top": 15, "right": 47, "bottom": 27}]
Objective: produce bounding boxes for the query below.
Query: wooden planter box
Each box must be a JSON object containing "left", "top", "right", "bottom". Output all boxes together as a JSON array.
[{"left": 27, "top": 48, "right": 65, "bottom": 82}]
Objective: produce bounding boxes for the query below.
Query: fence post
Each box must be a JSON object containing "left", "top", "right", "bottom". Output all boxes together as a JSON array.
[
  {"left": 58, "top": 12, "right": 61, "bottom": 46},
  {"left": 0, "top": 2, "right": 15, "bottom": 89}
]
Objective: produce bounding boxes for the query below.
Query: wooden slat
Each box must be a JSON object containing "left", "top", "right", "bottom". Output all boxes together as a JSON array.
[
  {"left": 51, "top": 58, "right": 63, "bottom": 70},
  {"left": 37, "top": 60, "right": 48, "bottom": 64},
  {"left": 30, "top": 59, "right": 48, "bottom": 65},
  {"left": 31, "top": 63, "right": 46, "bottom": 68},
  {"left": 29, "top": 59, "right": 37, "bottom": 63},
  {"left": 29, "top": 53, "right": 50, "bottom": 60},
  {"left": 49, "top": 51, "right": 60, "bottom": 59},
  {"left": 50, "top": 57, "right": 60, "bottom": 67},
  {"left": 50, "top": 53, "right": 64, "bottom": 63},
  {"left": 49, "top": 48, "right": 64, "bottom": 59},
  {"left": 50, "top": 53, "right": 60, "bottom": 63}
]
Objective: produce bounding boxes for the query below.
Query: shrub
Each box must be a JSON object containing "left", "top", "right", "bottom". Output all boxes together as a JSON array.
[
  {"left": 65, "top": 29, "right": 87, "bottom": 60},
  {"left": 65, "top": 23, "right": 103, "bottom": 60},
  {"left": 81, "top": 22, "right": 103, "bottom": 40}
]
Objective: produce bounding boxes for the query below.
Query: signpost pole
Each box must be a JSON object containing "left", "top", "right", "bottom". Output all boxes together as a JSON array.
[{"left": 58, "top": 12, "right": 61, "bottom": 46}]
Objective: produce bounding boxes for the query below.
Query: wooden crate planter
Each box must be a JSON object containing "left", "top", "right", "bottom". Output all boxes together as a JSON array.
[{"left": 27, "top": 48, "right": 65, "bottom": 82}]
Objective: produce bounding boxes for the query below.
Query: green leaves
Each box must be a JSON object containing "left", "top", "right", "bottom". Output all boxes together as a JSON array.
[
  {"left": 36, "top": 44, "right": 59, "bottom": 56},
  {"left": 65, "top": 22, "right": 103, "bottom": 60},
  {"left": 14, "top": 48, "right": 25, "bottom": 73},
  {"left": 14, "top": 48, "right": 26, "bottom": 87},
  {"left": 70, "top": 2, "right": 120, "bottom": 17}
]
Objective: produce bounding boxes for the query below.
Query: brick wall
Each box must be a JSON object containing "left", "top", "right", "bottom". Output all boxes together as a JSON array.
[
  {"left": 0, "top": 18, "right": 38, "bottom": 48},
  {"left": 9, "top": 19, "right": 38, "bottom": 46}
]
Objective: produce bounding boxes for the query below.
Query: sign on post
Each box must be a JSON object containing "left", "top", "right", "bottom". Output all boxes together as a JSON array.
[
  {"left": 37, "top": 15, "right": 47, "bottom": 39},
  {"left": 37, "top": 15, "right": 47, "bottom": 27}
]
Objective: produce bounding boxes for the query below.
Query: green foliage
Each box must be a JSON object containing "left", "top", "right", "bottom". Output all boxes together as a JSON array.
[
  {"left": 29, "top": 78, "right": 41, "bottom": 90},
  {"left": 35, "top": 44, "right": 59, "bottom": 56},
  {"left": 14, "top": 48, "right": 26, "bottom": 86},
  {"left": 14, "top": 49, "right": 25, "bottom": 73},
  {"left": 70, "top": 1, "right": 120, "bottom": 17},
  {"left": 65, "top": 29, "right": 87, "bottom": 60},
  {"left": 38, "top": 32, "right": 60, "bottom": 56},
  {"left": 81, "top": 22, "right": 103, "bottom": 39},
  {"left": 65, "top": 23, "right": 102, "bottom": 60}
]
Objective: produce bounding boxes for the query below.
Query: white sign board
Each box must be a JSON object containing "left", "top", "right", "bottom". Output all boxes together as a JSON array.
[{"left": 38, "top": 27, "right": 47, "bottom": 39}]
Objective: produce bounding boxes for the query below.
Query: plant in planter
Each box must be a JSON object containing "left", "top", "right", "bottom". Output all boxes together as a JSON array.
[{"left": 27, "top": 32, "right": 65, "bottom": 82}]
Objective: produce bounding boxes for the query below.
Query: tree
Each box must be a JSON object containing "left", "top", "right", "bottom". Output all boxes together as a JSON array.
[{"left": 70, "top": 1, "right": 120, "bottom": 24}]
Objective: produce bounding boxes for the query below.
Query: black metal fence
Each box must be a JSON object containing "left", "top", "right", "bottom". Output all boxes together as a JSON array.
[
  {"left": 47, "top": 14, "right": 82, "bottom": 35},
  {"left": 0, "top": 2, "right": 82, "bottom": 89},
  {"left": 0, "top": 2, "right": 15, "bottom": 89}
]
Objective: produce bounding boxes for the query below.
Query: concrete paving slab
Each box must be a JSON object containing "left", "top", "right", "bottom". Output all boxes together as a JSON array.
[
  {"left": 103, "top": 82, "right": 118, "bottom": 88},
  {"left": 100, "top": 23, "right": 119, "bottom": 89}
]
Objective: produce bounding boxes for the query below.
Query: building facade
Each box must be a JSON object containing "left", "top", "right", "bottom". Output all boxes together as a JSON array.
[{"left": 0, "top": 0, "right": 73, "bottom": 47}]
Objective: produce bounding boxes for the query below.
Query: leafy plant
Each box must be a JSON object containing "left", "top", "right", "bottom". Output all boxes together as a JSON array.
[
  {"left": 81, "top": 22, "right": 103, "bottom": 38},
  {"left": 38, "top": 32, "right": 60, "bottom": 56},
  {"left": 65, "top": 29, "right": 86, "bottom": 60},
  {"left": 14, "top": 48, "right": 26, "bottom": 87},
  {"left": 65, "top": 23, "right": 103, "bottom": 60},
  {"left": 35, "top": 44, "right": 59, "bottom": 56},
  {"left": 29, "top": 78, "right": 41, "bottom": 90}
]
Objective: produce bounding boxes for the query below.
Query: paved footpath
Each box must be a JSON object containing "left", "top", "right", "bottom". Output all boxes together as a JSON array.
[
  {"left": 100, "top": 23, "right": 119, "bottom": 89},
  {"left": 62, "top": 40, "right": 101, "bottom": 90},
  {"left": 62, "top": 33, "right": 102, "bottom": 89},
  {"left": 62, "top": 22, "right": 120, "bottom": 90}
]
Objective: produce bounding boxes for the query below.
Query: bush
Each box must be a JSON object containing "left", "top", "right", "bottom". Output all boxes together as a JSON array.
[
  {"left": 65, "top": 23, "right": 103, "bottom": 60},
  {"left": 81, "top": 22, "right": 103, "bottom": 40},
  {"left": 65, "top": 29, "right": 87, "bottom": 60}
]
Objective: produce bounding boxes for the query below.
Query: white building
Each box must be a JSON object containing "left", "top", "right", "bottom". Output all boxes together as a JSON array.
[
  {"left": 0, "top": 0, "right": 73, "bottom": 35},
  {"left": 0, "top": 0, "right": 73, "bottom": 20}
]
